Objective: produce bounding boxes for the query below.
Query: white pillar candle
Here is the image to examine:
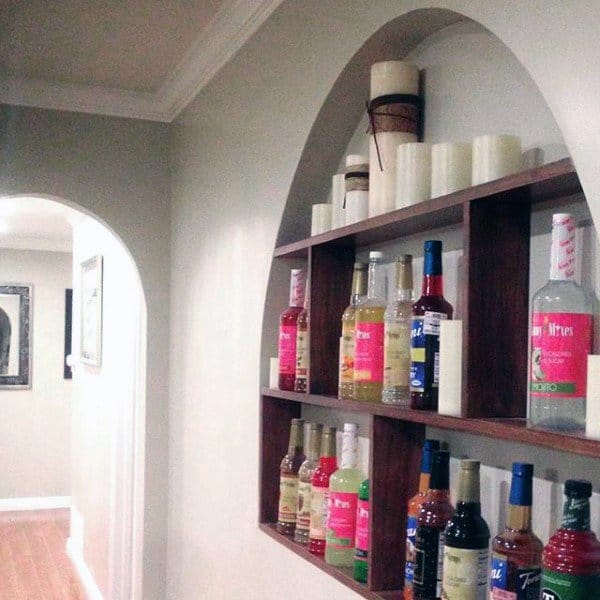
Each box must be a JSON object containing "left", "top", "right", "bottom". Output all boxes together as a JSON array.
[
  {"left": 269, "top": 357, "right": 279, "bottom": 389},
  {"left": 396, "top": 142, "right": 432, "bottom": 208},
  {"left": 346, "top": 154, "right": 369, "bottom": 168},
  {"left": 311, "top": 203, "right": 332, "bottom": 236},
  {"left": 438, "top": 320, "right": 463, "bottom": 417},
  {"left": 370, "top": 61, "right": 419, "bottom": 99},
  {"left": 472, "top": 134, "right": 522, "bottom": 185},
  {"left": 345, "top": 190, "right": 369, "bottom": 225},
  {"left": 331, "top": 173, "right": 346, "bottom": 229},
  {"left": 431, "top": 142, "right": 472, "bottom": 198},
  {"left": 586, "top": 355, "right": 600, "bottom": 440},
  {"left": 370, "top": 131, "right": 417, "bottom": 216}
]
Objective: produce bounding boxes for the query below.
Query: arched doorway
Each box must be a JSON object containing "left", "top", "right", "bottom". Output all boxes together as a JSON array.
[{"left": 0, "top": 193, "right": 146, "bottom": 600}]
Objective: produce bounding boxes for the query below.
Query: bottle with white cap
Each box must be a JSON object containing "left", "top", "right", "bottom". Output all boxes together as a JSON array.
[
  {"left": 529, "top": 213, "right": 592, "bottom": 430},
  {"left": 325, "top": 423, "right": 365, "bottom": 567},
  {"left": 354, "top": 251, "right": 387, "bottom": 402}
]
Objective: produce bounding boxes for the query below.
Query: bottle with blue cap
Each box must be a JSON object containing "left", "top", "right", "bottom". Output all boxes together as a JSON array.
[{"left": 490, "top": 462, "right": 543, "bottom": 599}]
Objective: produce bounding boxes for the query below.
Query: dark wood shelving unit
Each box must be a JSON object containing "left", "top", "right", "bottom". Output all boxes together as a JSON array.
[{"left": 259, "top": 158, "right": 589, "bottom": 597}]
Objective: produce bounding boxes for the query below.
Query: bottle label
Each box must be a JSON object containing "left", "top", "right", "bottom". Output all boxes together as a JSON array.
[
  {"left": 404, "top": 514, "right": 418, "bottom": 586},
  {"left": 384, "top": 321, "right": 411, "bottom": 388},
  {"left": 278, "top": 324, "right": 297, "bottom": 376},
  {"left": 414, "top": 526, "right": 444, "bottom": 597},
  {"left": 354, "top": 321, "right": 384, "bottom": 383},
  {"left": 295, "top": 327, "right": 309, "bottom": 380},
  {"left": 530, "top": 312, "right": 592, "bottom": 398},
  {"left": 490, "top": 553, "right": 541, "bottom": 600},
  {"left": 442, "top": 546, "right": 489, "bottom": 599},
  {"left": 340, "top": 331, "right": 355, "bottom": 384},
  {"left": 541, "top": 571, "right": 600, "bottom": 599},
  {"left": 410, "top": 312, "right": 447, "bottom": 392},
  {"left": 354, "top": 499, "right": 369, "bottom": 561},
  {"left": 309, "top": 485, "right": 328, "bottom": 540},
  {"left": 326, "top": 491, "right": 358, "bottom": 550},
  {"left": 563, "top": 496, "right": 591, "bottom": 529},
  {"left": 296, "top": 481, "right": 312, "bottom": 531},
  {"left": 278, "top": 475, "right": 299, "bottom": 524}
]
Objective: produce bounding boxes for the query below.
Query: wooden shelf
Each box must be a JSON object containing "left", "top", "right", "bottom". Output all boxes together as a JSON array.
[
  {"left": 262, "top": 388, "right": 600, "bottom": 458},
  {"left": 274, "top": 158, "right": 581, "bottom": 258},
  {"left": 258, "top": 523, "right": 401, "bottom": 600}
]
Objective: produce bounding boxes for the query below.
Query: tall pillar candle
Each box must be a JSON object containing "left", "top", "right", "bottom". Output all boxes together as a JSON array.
[
  {"left": 438, "top": 320, "right": 463, "bottom": 417},
  {"left": 331, "top": 174, "right": 346, "bottom": 229},
  {"left": 269, "top": 357, "right": 279, "bottom": 389},
  {"left": 431, "top": 142, "right": 472, "bottom": 198},
  {"left": 368, "top": 61, "right": 420, "bottom": 217},
  {"left": 345, "top": 159, "right": 369, "bottom": 225},
  {"left": 472, "top": 134, "right": 522, "bottom": 185},
  {"left": 396, "top": 142, "right": 431, "bottom": 208},
  {"left": 311, "top": 203, "right": 332, "bottom": 236},
  {"left": 586, "top": 355, "right": 600, "bottom": 440}
]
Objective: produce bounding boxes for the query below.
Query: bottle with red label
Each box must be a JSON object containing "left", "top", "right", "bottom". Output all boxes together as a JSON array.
[
  {"left": 529, "top": 213, "right": 592, "bottom": 431},
  {"left": 309, "top": 426, "right": 337, "bottom": 556},
  {"left": 278, "top": 268, "right": 306, "bottom": 391},
  {"left": 354, "top": 479, "right": 369, "bottom": 583},
  {"left": 354, "top": 252, "right": 387, "bottom": 402},
  {"left": 325, "top": 423, "right": 365, "bottom": 567},
  {"left": 542, "top": 479, "right": 600, "bottom": 598}
]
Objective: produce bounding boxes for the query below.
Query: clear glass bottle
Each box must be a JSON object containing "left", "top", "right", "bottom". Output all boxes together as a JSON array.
[
  {"left": 339, "top": 263, "right": 368, "bottom": 400},
  {"left": 354, "top": 252, "right": 387, "bottom": 402},
  {"left": 294, "top": 423, "right": 322, "bottom": 544},
  {"left": 325, "top": 423, "right": 365, "bottom": 567},
  {"left": 276, "top": 418, "right": 305, "bottom": 536},
  {"left": 383, "top": 254, "right": 413, "bottom": 404},
  {"left": 529, "top": 214, "right": 592, "bottom": 430}
]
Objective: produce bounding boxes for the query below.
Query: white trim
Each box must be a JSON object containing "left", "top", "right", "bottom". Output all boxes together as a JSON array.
[
  {"left": 0, "top": 496, "right": 71, "bottom": 512},
  {"left": 0, "top": 0, "right": 283, "bottom": 122},
  {"left": 66, "top": 538, "right": 104, "bottom": 600},
  {"left": 0, "top": 235, "right": 72, "bottom": 253}
]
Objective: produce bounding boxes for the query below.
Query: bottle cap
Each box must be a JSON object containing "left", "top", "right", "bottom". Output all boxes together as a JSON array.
[
  {"left": 369, "top": 251, "right": 383, "bottom": 261},
  {"left": 460, "top": 459, "right": 479, "bottom": 471},
  {"left": 429, "top": 450, "right": 450, "bottom": 490},
  {"left": 424, "top": 240, "right": 442, "bottom": 253},
  {"left": 291, "top": 418, "right": 304, "bottom": 426},
  {"left": 565, "top": 479, "right": 592, "bottom": 498},
  {"left": 509, "top": 462, "right": 534, "bottom": 506},
  {"left": 421, "top": 439, "right": 440, "bottom": 474},
  {"left": 512, "top": 462, "right": 533, "bottom": 478},
  {"left": 354, "top": 262, "right": 368, "bottom": 270},
  {"left": 310, "top": 422, "right": 323, "bottom": 431},
  {"left": 397, "top": 254, "right": 412, "bottom": 263}
]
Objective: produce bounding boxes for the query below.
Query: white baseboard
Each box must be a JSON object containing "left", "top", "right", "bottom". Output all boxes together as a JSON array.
[
  {"left": 0, "top": 496, "right": 71, "bottom": 511},
  {"left": 66, "top": 537, "right": 103, "bottom": 600}
]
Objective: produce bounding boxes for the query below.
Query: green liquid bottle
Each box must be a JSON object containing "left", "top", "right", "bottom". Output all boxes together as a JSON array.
[
  {"left": 325, "top": 423, "right": 365, "bottom": 567},
  {"left": 354, "top": 479, "right": 370, "bottom": 583},
  {"left": 354, "top": 252, "right": 387, "bottom": 402}
]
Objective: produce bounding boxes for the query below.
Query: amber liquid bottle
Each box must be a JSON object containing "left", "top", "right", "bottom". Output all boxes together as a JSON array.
[
  {"left": 404, "top": 439, "right": 440, "bottom": 600},
  {"left": 277, "top": 418, "right": 305, "bottom": 536},
  {"left": 442, "top": 460, "right": 490, "bottom": 600},
  {"left": 278, "top": 269, "right": 306, "bottom": 391},
  {"left": 410, "top": 241, "right": 453, "bottom": 411},
  {"left": 294, "top": 285, "right": 309, "bottom": 393},
  {"left": 490, "top": 463, "right": 543, "bottom": 599},
  {"left": 542, "top": 479, "right": 600, "bottom": 597},
  {"left": 309, "top": 426, "right": 338, "bottom": 556},
  {"left": 339, "top": 262, "right": 367, "bottom": 399},
  {"left": 413, "top": 450, "right": 454, "bottom": 600}
]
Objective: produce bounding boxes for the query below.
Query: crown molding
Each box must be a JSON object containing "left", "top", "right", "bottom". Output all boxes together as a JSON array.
[{"left": 0, "top": 0, "right": 284, "bottom": 122}]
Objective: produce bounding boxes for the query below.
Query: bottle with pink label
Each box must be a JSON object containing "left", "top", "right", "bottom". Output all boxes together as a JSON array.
[
  {"left": 325, "top": 423, "right": 365, "bottom": 567},
  {"left": 354, "top": 251, "right": 387, "bottom": 402},
  {"left": 278, "top": 269, "right": 306, "bottom": 391},
  {"left": 529, "top": 213, "right": 592, "bottom": 430},
  {"left": 354, "top": 479, "right": 370, "bottom": 583}
]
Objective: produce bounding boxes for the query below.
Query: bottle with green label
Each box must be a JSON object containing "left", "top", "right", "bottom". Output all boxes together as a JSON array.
[
  {"left": 354, "top": 479, "right": 369, "bottom": 583},
  {"left": 294, "top": 423, "right": 322, "bottom": 544},
  {"left": 542, "top": 479, "right": 600, "bottom": 599},
  {"left": 442, "top": 459, "right": 490, "bottom": 600}
]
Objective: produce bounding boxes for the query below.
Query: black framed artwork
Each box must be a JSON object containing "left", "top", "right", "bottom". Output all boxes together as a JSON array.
[{"left": 64, "top": 289, "right": 73, "bottom": 379}]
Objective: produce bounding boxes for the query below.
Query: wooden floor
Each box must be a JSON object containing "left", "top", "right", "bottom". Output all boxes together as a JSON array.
[{"left": 0, "top": 509, "right": 82, "bottom": 599}]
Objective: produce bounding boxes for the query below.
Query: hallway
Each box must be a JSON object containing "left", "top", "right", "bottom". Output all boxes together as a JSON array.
[{"left": 0, "top": 509, "right": 81, "bottom": 599}]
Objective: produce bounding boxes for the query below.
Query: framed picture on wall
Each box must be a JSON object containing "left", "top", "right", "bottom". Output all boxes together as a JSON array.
[
  {"left": 64, "top": 289, "right": 73, "bottom": 379},
  {"left": 0, "top": 284, "right": 33, "bottom": 389},
  {"left": 80, "top": 255, "right": 103, "bottom": 367}
]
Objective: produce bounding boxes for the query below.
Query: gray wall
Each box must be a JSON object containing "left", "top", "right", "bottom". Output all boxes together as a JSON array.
[
  {"left": 0, "top": 105, "right": 169, "bottom": 598},
  {"left": 169, "top": 2, "right": 600, "bottom": 599}
]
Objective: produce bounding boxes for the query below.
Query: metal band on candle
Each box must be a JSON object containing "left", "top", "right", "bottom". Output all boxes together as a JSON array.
[
  {"left": 344, "top": 166, "right": 369, "bottom": 207},
  {"left": 367, "top": 94, "right": 421, "bottom": 171}
]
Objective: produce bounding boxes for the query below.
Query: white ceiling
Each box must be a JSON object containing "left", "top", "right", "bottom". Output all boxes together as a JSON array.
[
  {"left": 0, "top": 0, "right": 283, "bottom": 122},
  {"left": 0, "top": 196, "right": 80, "bottom": 253}
]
